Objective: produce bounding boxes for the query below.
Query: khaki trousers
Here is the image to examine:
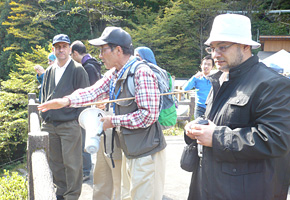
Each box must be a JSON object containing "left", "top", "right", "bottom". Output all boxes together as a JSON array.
[
  {"left": 93, "top": 136, "right": 122, "bottom": 200},
  {"left": 41, "top": 120, "right": 82, "bottom": 200},
  {"left": 121, "top": 149, "right": 166, "bottom": 200}
]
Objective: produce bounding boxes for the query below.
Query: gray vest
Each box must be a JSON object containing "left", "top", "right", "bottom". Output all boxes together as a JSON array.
[{"left": 113, "top": 63, "right": 166, "bottom": 159}]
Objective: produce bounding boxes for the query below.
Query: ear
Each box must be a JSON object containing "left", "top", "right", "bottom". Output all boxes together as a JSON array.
[
  {"left": 243, "top": 45, "right": 251, "bottom": 52},
  {"left": 116, "top": 46, "right": 123, "bottom": 55}
]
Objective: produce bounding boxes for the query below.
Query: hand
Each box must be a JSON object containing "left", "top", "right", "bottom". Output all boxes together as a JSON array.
[
  {"left": 96, "top": 103, "right": 106, "bottom": 110},
  {"left": 185, "top": 120, "right": 216, "bottom": 147},
  {"left": 100, "top": 116, "right": 114, "bottom": 131},
  {"left": 38, "top": 98, "right": 70, "bottom": 112},
  {"left": 34, "top": 65, "right": 45, "bottom": 76},
  {"left": 194, "top": 71, "right": 203, "bottom": 78}
]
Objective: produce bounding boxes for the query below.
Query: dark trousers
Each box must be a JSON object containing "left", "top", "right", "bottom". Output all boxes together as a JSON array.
[
  {"left": 81, "top": 128, "right": 92, "bottom": 176},
  {"left": 42, "top": 120, "right": 83, "bottom": 200}
]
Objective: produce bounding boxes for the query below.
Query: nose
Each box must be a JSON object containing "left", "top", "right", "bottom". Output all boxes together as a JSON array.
[{"left": 99, "top": 52, "right": 103, "bottom": 59}]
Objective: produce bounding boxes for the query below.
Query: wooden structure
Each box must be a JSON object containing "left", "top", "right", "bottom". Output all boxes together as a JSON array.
[
  {"left": 259, "top": 36, "right": 290, "bottom": 52},
  {"left": 27, "top": 93, "right": 56, "bottom": 200},
  {"left": 176, "top": 96, "right": 195, "bottom": 122}
]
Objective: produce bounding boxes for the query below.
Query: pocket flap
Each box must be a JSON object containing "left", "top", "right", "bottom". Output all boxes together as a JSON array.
[{"left": 228, "top": 95, "right": 250, "bottom": 106}]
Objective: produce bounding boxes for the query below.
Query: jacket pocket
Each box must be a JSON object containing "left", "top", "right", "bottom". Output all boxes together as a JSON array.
[
  {"left": 221, "top": 160, "right": 265, "bottom": 200},
  {"left": 222, "top": 160, "right": 264, "bottom": 176},
  {"left": 224, "top": 94, "right": 251, "bottom": 126}
]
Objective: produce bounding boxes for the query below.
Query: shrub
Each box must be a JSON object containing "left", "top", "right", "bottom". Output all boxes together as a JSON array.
[{"left": 0, "top": 170, "right": 27, "bottom": 200}]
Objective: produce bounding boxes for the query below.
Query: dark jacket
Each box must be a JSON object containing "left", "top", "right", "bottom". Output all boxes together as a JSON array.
[
  {"left": 83, "top": 58, "right": 102, "bottom": 85},
  {"left": 187, "top": 56, "right": 290, "bottom": 200},
  {"left": 114, "top": 61, "right": 166, "bottom": 159},
  {"left": 40, "top": 60, "right": 90, "bottom": 126}
]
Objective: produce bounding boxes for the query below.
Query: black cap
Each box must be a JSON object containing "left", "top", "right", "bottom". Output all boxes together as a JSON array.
[
  {"left": 88, "top": 27, "right": 132, "bottom": 48},
  {"left": 52, "top": 34, "right": 71, "bottom": 45}
]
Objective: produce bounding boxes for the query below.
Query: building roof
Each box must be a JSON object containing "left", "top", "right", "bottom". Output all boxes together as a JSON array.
[{"left": 259, "top": 35, "right": 290, "bottom": 42}]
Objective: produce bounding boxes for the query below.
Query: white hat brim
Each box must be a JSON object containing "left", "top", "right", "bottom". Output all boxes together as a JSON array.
[{"left": 205, "top": 35, "right": 261, "bottom": 49}]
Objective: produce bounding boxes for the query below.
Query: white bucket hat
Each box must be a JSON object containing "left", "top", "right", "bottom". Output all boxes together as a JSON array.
[{"left": 205, "top": 14, "right": 261, "bottom": 49}]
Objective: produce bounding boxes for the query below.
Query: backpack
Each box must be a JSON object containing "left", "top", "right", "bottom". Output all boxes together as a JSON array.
[{"left": 127, "top": 60, "right": 177, "bottom": 129}]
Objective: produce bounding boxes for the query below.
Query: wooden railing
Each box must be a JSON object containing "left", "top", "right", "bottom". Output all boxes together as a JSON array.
[
  {"left": 27, "top": 93, "right": 56, "bottom": 200},
  {"left": 176, "top": 96, "right": 195, "bottom": 122}
]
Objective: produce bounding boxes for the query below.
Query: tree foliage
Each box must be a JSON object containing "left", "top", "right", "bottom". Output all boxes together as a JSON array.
[
  {"left": 0, "top": 0, "right": 289, "bottom": 165},
  {"left": 0, "top": 45, "right": 49, "bottom": 165},
  {"left": 129, "top": 0, "right": 226, "bottom": 77}
]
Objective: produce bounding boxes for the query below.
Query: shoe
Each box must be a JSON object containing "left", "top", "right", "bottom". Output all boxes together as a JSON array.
[
  {"left": 83, "top": 175, "right": 90, "bottom": 182},
  {"left": 56, "top": 195, "right": 64, "bottom": 200}
]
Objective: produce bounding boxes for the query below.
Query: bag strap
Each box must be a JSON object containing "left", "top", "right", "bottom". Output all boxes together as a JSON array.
[
  {"left": 127, "top": 60, "right": 150, "bottom": 96},
  {"left": 103, "top": 103, "right": 115, "bottom": 168}
]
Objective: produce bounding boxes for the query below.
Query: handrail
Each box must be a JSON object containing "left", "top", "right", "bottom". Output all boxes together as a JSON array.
[{"left": 27, "top": 93, "right": 56, "bottom": 200}]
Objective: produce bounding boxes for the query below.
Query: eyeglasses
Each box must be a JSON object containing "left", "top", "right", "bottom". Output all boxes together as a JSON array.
[
  {"left": 99, "top": 47, "right": 112, "bottom": 55},
  {"left": 205, "top": 43, "right": 237, "bottom": 54}
]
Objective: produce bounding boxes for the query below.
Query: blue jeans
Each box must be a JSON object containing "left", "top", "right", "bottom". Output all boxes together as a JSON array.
[
  {"left": 81, "top": 128, "right": 92, "bottom": 176},
  {"left": 194, "top": 105, "right": 206, "bottom": 119}
]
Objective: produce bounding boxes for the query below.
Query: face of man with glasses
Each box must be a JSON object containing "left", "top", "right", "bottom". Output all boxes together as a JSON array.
[{"left": 206, "top": 41, "right": 245, "bottom": 72}]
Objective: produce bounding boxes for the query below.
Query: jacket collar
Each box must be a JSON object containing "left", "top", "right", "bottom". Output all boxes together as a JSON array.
[{"left": 228, "top": 55, "right": 259, "bottom": 80}]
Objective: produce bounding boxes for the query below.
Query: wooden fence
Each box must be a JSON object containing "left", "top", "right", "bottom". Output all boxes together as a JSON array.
[
  {"left": 27, "top": 93, "right": 56, "bottom": 200},
  {"left": 176, "top": 96, "right": 195, "bottom": 122}
]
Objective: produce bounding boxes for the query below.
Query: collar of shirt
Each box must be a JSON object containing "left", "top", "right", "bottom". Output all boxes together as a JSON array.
[
  {"left": 219, "top": 72, "right": 229, "bottom": 86},
  {"left": 114, "top": 56, "right": 136, "bottom": 78},
  {"left": 81, "top": 54, "right": 92, "bottom": 65},
  {"left": 54, "top": 57, "right": 72, "bottom": 86}
]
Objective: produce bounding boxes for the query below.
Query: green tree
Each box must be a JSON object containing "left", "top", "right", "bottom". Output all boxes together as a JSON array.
[
  {"left": 0, "top": 45, "right": 49, "bottom": 165},
  {"left": 129, "top": 0, "right": 226, "bottom": 78}
]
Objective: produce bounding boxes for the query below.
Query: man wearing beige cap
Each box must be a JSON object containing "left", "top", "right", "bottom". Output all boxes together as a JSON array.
[
  {"left": 38, "top": 27, "right": 166, "bottom": 200},
  {"left": 185, "top": 14, "right": 290, "bottom": 200}
]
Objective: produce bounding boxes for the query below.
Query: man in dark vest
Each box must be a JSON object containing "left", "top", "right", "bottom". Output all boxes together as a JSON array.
[
  {"left": 38, "top": 27, "right": 167, "bottom": 200},
  {"left": 40, "top": 34, "right": 90, "bottom": 200}
]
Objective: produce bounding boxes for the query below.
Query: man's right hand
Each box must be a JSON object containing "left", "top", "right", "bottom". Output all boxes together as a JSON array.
[{"left": 38, "top": 98, "right": 70, "bottom": 112}]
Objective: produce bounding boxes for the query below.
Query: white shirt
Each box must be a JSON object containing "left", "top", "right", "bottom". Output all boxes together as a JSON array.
[{"left": 54, "top": 57, "right": 71, "bottom": 86}]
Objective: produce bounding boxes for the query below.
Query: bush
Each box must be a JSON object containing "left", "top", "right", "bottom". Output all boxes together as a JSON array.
[
  {"left": 0, "top": 45, "right": 48, "bottom": 165},
  {"left": 163, "top": 125, "right": 184, "bottom": 136},
  {"left": 0, "top": 170, "right": 27, "bottom": 200}
]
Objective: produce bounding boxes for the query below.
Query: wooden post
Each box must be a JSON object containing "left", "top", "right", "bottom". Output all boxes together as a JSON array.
[
  {"left": 27, "top": 93, "right": 55, "bottom": 200},
  {"left": 188, "top": 96, "right": 195, "bottom": 121},
  {"left": 177, "top": 96, "right": 195, "bottom": 122},
  {"left": 28, "top": 93, "right": 40, "bottom": 133}
]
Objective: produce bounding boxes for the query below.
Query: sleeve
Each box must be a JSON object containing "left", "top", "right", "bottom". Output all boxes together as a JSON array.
[
  {"left": 67, "top": 68, "right": 113, "bottom": 107},
  {"left": 212, "top": 77, "right": 290, "bottom": 162},
  {"left": 111, "top": 65, "right": 160, "bottom": 129},
  {"left": 183, "top": 76, "right": 196, "bottom": 91},
  {"left": 85, "top": 63, "right": 100, "bottom": 85},
  {"left": 74, "top": 66, "right": 90, "bottom": 90},
  {"left": 36, "top": 73, "right": 44, "bottom": 84}
]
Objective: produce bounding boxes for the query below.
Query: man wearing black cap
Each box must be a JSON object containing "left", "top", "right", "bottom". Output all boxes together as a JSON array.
[
  {"left": 40, "top": 34, "right": 90, "bottom": 200},
  {"left": 38, "top": 27, "right": 167, "bottom": 200}
]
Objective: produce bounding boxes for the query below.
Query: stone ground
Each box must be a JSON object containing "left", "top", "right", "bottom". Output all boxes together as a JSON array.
[
  {"left": 77, "top": 135, "right": 290, "bottom": 200},
  {"left": 79, "top": 135, "right": 191, "bottom": 200}
]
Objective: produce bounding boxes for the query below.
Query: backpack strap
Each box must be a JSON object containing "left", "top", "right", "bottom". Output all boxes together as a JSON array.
[{"left": 127, "top": 60, "right": 149, "bottom": 96}]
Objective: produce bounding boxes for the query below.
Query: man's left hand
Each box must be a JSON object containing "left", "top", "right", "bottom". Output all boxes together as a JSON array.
[{"left": 101, "top": 116, "right": 114, "bottom": 131}]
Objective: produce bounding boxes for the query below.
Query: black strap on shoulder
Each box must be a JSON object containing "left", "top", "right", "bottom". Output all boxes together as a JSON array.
[
  {"left": 110, "top": 128, "right": 115, "bottom": 168},
  {"left": 103, "top": 103, "right": 115, "bottom": 168}
]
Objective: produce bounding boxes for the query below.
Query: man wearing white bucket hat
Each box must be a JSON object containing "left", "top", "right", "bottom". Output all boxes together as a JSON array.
[{"left": 185, "top": 14, "right": 290, "bottom": 200}]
